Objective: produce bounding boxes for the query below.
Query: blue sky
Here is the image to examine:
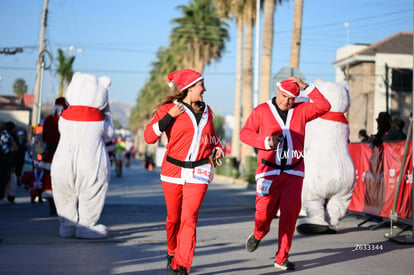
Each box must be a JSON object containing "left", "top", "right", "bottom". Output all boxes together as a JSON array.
[{"left": 0, "top": 0, "right": 412, "bottom": 116}]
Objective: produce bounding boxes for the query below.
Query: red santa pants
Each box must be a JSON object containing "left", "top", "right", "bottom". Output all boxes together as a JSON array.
[
  {"left": 162, "top": 181, "right": 208, "bottom": 271},
  {"left": 253, "top": 173, "right": 303, "bottom": 265}
]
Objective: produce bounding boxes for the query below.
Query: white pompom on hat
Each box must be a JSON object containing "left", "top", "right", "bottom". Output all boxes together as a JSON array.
[
  {"left": 168, "top": 68, "right": 204, "bottom": 92},
  {"left": 277, "top": 80, "right": 300, "bottom": 98}
]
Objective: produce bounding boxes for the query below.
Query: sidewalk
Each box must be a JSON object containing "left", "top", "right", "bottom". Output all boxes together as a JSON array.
[{"left": 1, "top": 160, "right": 414, "bottom": 274}]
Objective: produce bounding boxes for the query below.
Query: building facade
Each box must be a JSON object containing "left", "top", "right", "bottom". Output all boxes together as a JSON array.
[{"left": 333, "top": 32, "right": 413, "bottom": 142}]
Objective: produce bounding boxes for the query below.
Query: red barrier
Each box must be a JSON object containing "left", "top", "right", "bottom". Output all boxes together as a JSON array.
[{"left": 348, "top": 141, "right": 412, "bottom": 221}]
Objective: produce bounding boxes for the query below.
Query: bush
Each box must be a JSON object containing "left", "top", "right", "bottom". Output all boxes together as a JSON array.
[
  {"left": 215, "top": 157, "right": 240, "bottom": 178},
  {"left": 243, "top": 156, "right": 257, "bottom": 184}
]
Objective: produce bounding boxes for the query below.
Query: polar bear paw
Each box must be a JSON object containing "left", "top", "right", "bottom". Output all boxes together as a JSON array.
[
  {"left": 59, "top": 225, "right": 76, "bottom": 238},
  {"left": 76, "top": 224, "right": 109, "bottom": 239}
]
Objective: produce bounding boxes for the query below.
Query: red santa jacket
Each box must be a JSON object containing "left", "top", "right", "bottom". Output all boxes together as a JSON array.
[
  {"left": 42, "top": 113, "right": 60, "bottom": 147},
  {"left": 240, "top": 84, "right": 331, "bottom": 179},
  {"left": 21, "top": 168, "right": 52, "bottom": 192},
  {"left": 144, "top": 102, "right": 223, "bottom": 185}
]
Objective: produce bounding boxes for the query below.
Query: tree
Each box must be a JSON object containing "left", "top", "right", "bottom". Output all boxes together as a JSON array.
[
  {"left": 171, "top": 0, "right": 229, "bottom": 73},
  {"left": 56, "top": 48, "right": 75, "bottom": 97},
  {"left": 13, "top": 78, "right": 28, "bottom": 97},
  {"left": 113, "top": 119, "right": 124, "bottom": 130},
  {"left": 214, "top": 0, "right": 247, "bottom": 160},
  {"left": 130, "top": 0, "right": 230, "bottom": 132},
  {"left": 213, "top": 114, "right": 226, "bottom": 141},
  {"left": 260, "top": 0, "right": 287, "bottom": 103},
  {"left": 240, "top": 0, "right": 256, "bottom": 167}
]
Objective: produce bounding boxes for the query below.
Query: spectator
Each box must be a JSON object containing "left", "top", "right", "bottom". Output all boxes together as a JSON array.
[
  {"left": 0, "top": 121, "right": 17, "bottom": 204},
  {"left": 124, "top": 136, "right": 134, "bottom": 168},
  {"left": 358, "top": 129, "right": 370, "bottom": 142},
  {"left": 383, "top": 117, "right": 407, "bottom": 141},
  {"left": 369, "top": 112, "right": 392, "bottom": 147},
  {"left": 41, "top": 97, "right": 68, "bottom": 215},
  {"left": 114, "top": 134, "right": 126, "bottom": 177},
  {"left": 21, "top": 162, "right": 48, "bottom": 204},
  {"left": 13, "top": 130, "right": 28, "bottom": 185}
]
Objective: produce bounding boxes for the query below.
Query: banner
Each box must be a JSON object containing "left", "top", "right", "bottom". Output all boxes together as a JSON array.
[
  {"left": 396, "top": 142, "right": 413, "bottom": 220},
  {"left": 348, "top": 141, "right": 412, "bottom": 220}
]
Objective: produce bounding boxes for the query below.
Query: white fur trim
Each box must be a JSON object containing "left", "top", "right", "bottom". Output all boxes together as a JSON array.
[
  {"left": 161, "top": 175, "right": 185, "bottom": 185},
  {"left": 255, "top": 168, "right": 304, "bottom": 180},
  {"left": 256, "top": 170, "right": 280, "bottom": 180},
  {"left": 284, "top": 170, "right": 304, "bottom": 177},
  {"left": 180, "top": 76, "right": 204, "bottom": 91},
  {"left": 168, "top": 81, "right": 174, "bottom": 88},
  {"left": 264, "top": 136, "right": 272, "bottom": 150},
  {"left": 277, "top": 82, "right": 296, "bottom": 97},
  {"left": 304, "top": 83, "right": 315, "bottom": 95},
  {"left": 152, "top": 122, "right": 163, "bottom": 136},
  {"left": 215, "top": 146, "right": 225, "bottom": 157}
]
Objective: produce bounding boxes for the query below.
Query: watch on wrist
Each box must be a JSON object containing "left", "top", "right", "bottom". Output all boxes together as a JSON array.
[{"left": 303, "top": 83, "right": 309, "bottom": 90}]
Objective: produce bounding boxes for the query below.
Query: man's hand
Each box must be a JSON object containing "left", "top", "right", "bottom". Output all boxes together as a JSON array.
[
  {"left": 269, "top": 135, "right": 284, "bottom": 149},
  {"left": 288, "top": 76, "right": 308, "bottom": 90}
]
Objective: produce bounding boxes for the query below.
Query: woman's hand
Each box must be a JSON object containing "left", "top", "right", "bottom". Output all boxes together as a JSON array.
[
  {"left": 213, "top": 148, "right": 224, "bottom": 160},
  {"left": 168, "top": 103, "right": 185, "bottom": 118}
]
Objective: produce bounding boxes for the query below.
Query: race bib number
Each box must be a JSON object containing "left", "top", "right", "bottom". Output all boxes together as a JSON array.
[
  {"left": 256, "top": 178, "right": 272, "bottom": 196},
  {"left": 193, "top": 164, "right": 213, "bottom": 183}
]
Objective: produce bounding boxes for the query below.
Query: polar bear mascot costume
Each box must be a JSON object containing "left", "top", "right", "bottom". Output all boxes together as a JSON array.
[
  {"left": 296, "top": 79, "right": 355, "bottom": 234},
  {"left": 51, "top": 72, "right": 114, "bottom": 239}
]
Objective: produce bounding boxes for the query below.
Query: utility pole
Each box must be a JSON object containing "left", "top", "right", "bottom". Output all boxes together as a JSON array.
[
  {"left": 290, "top": 0, "right": 304, "bottom": 70},
  {"left": 31, "top": 0, "right": 49, "bottom": 128}
]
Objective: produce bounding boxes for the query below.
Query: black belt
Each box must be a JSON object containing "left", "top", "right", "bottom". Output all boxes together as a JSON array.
[
  {"left": 261, "top": 158, "right": 303, "bottom": 172},
  {"left": 167, "top": 156, "right": 210, "bottom": 169}
]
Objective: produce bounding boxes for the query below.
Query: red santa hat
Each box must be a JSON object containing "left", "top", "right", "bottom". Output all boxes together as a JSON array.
[
  {"left": 277, "top": 80, "right": 300, "bottom": 98},
  {"left": 168, "top": 69, "right": 204, "bottom": 92}
]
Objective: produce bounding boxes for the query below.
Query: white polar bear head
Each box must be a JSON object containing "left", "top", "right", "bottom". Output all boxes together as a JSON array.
[
  {"left": 313, "top": 79, "right": 350, "bottom": 113},
  {"left": 65, "top": 72, "right": 111, "bottom": 110}
]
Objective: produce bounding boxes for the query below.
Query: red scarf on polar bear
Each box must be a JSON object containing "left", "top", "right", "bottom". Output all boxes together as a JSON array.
[
  {"left": 61, "top": 105, "right": 104, "bottom": 121},
  {"left": 320, "top": 111, "right": 348, "bottom": 124}
]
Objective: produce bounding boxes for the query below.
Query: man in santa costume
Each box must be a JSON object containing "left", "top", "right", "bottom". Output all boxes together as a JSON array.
[
  {"left": 41, "top": 97, "right": 68, "bottom": 215},
  {"left": 144, "top": 68, "right": 224, "bottom": 275},
  {"left": 240, "top": 76, "right": 331, "bottom": 270}
]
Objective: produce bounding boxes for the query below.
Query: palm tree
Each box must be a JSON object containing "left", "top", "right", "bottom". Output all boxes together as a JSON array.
[
  {"left": 240, "top": 0, "right": 256, "bottom": 167},
  {"left": 260, "top": 0, "right": 287, "bottom": 103},
  {"left": 214, "top": 0, "right": 247, "bottom": 160},
  {"left": 170, "top": 0, "right": 229, "bottom": 73},
  {"left": 129, "top": 46, "right": 182, "bottom": 132},
  {"left": 130, "top": 0, "right": 230, "bottom": 157},
  {"left": 56, "top": 48, "right": 75, "bottom": 97},
  {"left": 13, "top": 78, "right": 28, "bottom": 98}
]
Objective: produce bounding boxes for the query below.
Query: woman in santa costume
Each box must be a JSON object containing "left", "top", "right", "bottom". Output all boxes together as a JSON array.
[
  {"left": 144, "top": 68, "right": 224, "bottom": 275},
  {"left": 240, "top": 76, "right": 331, "bottom": 271}
]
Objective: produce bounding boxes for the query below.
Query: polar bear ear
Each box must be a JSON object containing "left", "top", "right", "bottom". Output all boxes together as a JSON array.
[
  {"left": 313, "top": 78, "right": 324, "bottom": 88},
  {"left": 342, "top": 80, "right": 350, "bottom": 91},
  {"left": 99, "top": 76, "right": 111, "bottom": 89},
  {"left": 71, "top": 72, "right": 81, "bottom": 81}
]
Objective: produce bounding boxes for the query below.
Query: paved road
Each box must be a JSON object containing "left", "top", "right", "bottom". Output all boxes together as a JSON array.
[{"left": 1, "top": 159, "right": 413, "bottom": 274}]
